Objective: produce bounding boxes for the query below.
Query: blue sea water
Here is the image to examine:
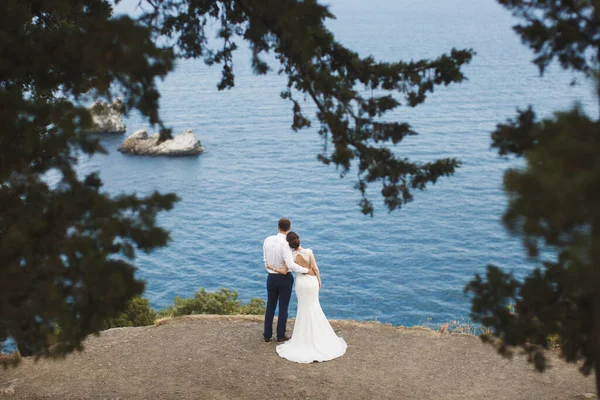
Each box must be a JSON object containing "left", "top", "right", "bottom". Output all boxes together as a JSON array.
[
  {"left": 96, "top": 0, "right": 596, "bottom": 326},
  {"left": 4, "top": 0, "right": 597, "bottom": 355}
]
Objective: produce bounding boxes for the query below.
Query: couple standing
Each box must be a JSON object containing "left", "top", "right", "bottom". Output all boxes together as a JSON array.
[{"left": 262, "top": 218, "right": 347, "bottom": 363}]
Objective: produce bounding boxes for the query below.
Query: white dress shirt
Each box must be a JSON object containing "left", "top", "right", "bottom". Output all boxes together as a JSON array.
[{"left": 263, "top": 233, "right": 309, "bottom": 274}]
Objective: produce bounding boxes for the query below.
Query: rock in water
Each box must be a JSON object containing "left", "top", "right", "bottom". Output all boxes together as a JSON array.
[
  {"left": 118, "top": 129, "right": 204, "bottom": 156},
  {"left": 87, "top": 98, "right": 127, "bottom": 133}
]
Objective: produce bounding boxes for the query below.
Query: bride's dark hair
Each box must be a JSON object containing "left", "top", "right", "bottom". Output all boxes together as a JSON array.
[{"left": 286, "top": 231, "right": 301, "bottom": 249}]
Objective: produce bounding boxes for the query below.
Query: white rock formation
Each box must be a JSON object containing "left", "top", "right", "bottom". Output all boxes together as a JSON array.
[
  {"left": 88, "top": 98, "right": 127, "bottom": 133},
  {"left": 118, "top": 129, "right": 204, "bottom": 156}
]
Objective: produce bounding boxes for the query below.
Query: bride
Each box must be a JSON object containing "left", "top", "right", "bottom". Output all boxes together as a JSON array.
[{"left": 267, "top": 232, "right": 347, "bottom": 363}]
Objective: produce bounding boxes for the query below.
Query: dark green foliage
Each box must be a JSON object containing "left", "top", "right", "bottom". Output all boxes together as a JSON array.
[
  {"left": 158, "top": 288, "right": 266, "bottom": 317},
  {"left": 467, "top": 105, "right": 600, "bottom": 371},
  {"left": 466, "top": 1, "right": 600, "bottom": 394},
  {"left": 103, "top": 296, "right": 158, "bottom": 329},
  {"left": 0, "top": 0, "right": 178, "bottom": 363},
  {"left": 498, "top": 0, "right": 600, "bottom": 76}
]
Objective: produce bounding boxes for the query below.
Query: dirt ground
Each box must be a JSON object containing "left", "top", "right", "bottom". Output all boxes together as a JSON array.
[{"left": 0, "top": 315, "right": 597, "bottom": 399}]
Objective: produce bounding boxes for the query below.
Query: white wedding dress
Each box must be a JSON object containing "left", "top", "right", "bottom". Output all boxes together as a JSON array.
[{"left": 276, "top": 248, "right": 347, "bottom": 363}]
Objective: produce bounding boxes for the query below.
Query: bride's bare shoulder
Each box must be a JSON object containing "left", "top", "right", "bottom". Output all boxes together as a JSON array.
[{"left": 299, "top": 248, "right": 313, "bottom": 255}]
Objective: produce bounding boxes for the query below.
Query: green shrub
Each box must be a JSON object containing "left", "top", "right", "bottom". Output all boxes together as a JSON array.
[
  {"left": 102, "top": 289, "right": 266, "bottom": 328},
  {"left": 239, "top": 298, "right": 267, "bottom": 315},
  {"left": 158, "top": 288, "right": 265, "bottom": 317},
  {"left": 103, "top": 296, "right": 157, "bottom": 329}
]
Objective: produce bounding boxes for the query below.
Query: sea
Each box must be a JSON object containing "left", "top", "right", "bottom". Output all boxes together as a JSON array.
[{"left": 5, "top": 0, "right": 599, "bottom": 354}]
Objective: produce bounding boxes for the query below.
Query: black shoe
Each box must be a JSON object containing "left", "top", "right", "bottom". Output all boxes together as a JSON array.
[
  {"left": 263, "top": 337, "right": 272, "bottom": 343},
  {"left": 276, "top": 336, "right": 290, "bottom": 344}
]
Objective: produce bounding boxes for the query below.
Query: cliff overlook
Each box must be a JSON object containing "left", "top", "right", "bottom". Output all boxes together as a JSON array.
[{"left": 0, "top": 315, "right": 596, "bottom": 399}]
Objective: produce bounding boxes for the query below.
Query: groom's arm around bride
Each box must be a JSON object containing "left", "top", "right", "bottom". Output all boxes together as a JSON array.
[{"left": 267, "top": 254, "right": 314, "bottom": 275}]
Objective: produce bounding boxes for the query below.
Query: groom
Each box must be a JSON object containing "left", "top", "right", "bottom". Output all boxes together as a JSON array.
[{"left": 263, "top": 218, "right": 313, "bottom": 343}]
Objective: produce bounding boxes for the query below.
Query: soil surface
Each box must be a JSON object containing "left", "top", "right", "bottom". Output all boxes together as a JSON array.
[{"left": 0, "top": 315, "right": 597, "bottom": 399}]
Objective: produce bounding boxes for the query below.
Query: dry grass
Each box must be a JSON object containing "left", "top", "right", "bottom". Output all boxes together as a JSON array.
[
  {"left": 0, "top": 352, "right": 21, "bottom": 368},
  {"left": 0, "top": 379, "right": 17, "bottom": 395},
  {"left": 416, "top": 316, "right": 494, "bottom": 337},
  {"left": 151, "top": 314, "right": 487, "bottom": 337},
  {"left": 154, "top": 314, "right": 266, "bottom": 327}
]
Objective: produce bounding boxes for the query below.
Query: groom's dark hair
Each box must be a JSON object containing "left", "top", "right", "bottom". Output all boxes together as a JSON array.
[{"left": 278, "top": 218, "right": 291, "bottom": 232}]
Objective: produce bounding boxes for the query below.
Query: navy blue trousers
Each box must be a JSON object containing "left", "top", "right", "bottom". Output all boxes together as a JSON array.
[{"left": 263, "top": 273, "right": 294, "bottom": 340}]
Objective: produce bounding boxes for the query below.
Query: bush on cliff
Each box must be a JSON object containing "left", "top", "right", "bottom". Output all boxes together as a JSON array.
[
  {"left": 101, "top": 289, "right": 266, "bottom": 329},
  {"left": 103, "top": 297, "right": 157, "bottom": 329},
  {"left": 158, "top": 288, "right": 266, "bottom": 318}
]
